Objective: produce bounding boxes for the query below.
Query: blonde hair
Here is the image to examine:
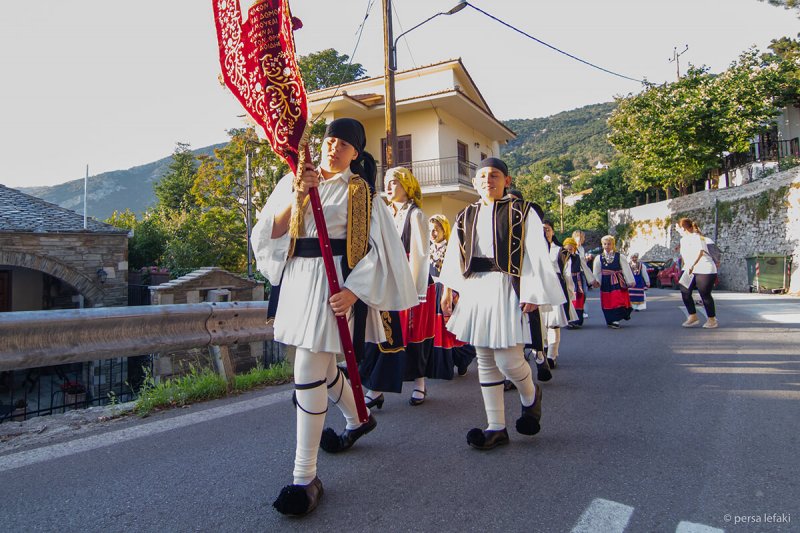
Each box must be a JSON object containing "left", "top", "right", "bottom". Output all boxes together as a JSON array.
[{"left": 601, "top": 235, "right": 616, "bottom": 250}]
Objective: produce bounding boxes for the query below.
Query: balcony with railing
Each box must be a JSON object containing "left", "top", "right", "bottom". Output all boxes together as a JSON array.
[
  {"left": 377, "top": 156, "right": 476, "bottom": 192},
  {"left": 721, "top": 137, "right": 800, "bottom": 171}
]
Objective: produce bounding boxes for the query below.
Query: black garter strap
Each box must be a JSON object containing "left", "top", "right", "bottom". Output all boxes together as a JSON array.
[
  {"left": 480, "top": 379, "right": 507, "bottom": 388},
  {"left": 294, "top": 379, "right": 328, "bottom": 415},
  {"left": 327, "top": 368, "right": 345, "bottom": 404}
]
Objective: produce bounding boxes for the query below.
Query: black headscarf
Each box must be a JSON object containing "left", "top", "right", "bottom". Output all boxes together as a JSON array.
[
  {"left": 477, "top": 156, "right": 509, "bottom": 177},
  {"left": 324, "top": 118, "right": 377, "bottom": 192}
]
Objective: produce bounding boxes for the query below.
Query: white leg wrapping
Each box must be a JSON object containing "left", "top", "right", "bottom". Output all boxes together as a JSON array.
[
  {"left": 475, "top": 348, "right": 506, "bottom": 430},
  {"left": 292, "top": 348, "right": 333, "bottom": 485},
  {"left": 547, "top": 328, "right": 560, "bottom": 358},
  {"left": 494, "top": 346, "right": 536, "bottom": 407},
  {"left": 324, "top": 355, "right": 360, "bottom": 430}
]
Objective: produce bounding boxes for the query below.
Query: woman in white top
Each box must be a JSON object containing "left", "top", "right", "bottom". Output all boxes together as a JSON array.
[{"left": 676, "top": 217, "right": 718, "bottom": 328}]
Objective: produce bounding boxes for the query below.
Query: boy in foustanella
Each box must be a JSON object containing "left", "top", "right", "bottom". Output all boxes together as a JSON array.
[
  {"left": 439, "top": 157, "right": 565, "bottom": 450},
  {"left": 252, "top": 118, "right": 418, "bottom": 516}
]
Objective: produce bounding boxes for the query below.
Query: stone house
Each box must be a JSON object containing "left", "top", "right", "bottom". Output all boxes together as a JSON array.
[
  {"left": 148, "top": 267, "right": 267, "bottom": 379},
  {"left": 0, "top": 184, "right": 128, "bottom": 311}
]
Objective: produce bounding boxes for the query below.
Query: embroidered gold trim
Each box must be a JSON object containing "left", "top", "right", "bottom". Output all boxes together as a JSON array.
[
  {"left": 347, "top": 175, "right": 371, "bottom": 269},
  {"left": 381, "top": 311, "right": 394, "bottom": 346}
]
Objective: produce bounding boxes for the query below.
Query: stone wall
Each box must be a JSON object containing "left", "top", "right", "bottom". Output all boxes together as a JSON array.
[
  {"left": 608, "top": 166, "right": 800, "bottom": 294},
  {"left": 0, "top": 232, "right": 129, "bottom": 307}
]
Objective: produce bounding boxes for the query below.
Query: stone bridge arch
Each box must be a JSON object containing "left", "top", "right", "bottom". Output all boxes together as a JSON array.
[{"left": 0, "top": 250, "right": 105, "bottom": 307}]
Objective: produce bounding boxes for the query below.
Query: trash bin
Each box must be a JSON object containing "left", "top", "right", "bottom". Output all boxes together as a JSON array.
[{"left": 745, "top": 254, "right": 793, "bottom": 293}]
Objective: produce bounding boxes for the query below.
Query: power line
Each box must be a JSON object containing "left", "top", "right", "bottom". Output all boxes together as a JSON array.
[
  {"left": 463, "top": 2, "right": 646, "bottom": 84},
  {"left": 314, "top": 0, "right": 376, "bottom": 120}
]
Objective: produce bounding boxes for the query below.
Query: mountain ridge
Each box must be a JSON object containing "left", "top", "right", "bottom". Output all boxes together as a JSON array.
[{"left": 15, "top": 101, "right": 617, "bottom": 221}]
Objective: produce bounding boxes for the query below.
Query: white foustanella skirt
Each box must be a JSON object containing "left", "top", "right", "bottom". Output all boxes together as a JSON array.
[
  {"left": 445, "top": 271, "right": 530, "bottom": 349},
  {"left": 272, "top": 255, "right": 385, "bottom": 354}
]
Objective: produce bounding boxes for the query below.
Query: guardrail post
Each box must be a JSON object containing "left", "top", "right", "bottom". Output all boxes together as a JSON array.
[{"left": 210, "top": 345, "right": 236, "bottom": 386}]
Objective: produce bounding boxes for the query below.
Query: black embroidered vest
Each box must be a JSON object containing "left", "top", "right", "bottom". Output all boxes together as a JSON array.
[{"left": 455, "top": 197, "right": 532, "bottom": 279}]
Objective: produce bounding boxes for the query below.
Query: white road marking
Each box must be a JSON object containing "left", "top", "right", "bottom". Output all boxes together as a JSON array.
[
  {"left": 760, "top": 313, "right": 800, "bottom": 324},
  {"left": 0, "top": 389, "right": 292, "bottom": 473},
  {"left": 571, "top": 498, "right": 634, "bottom": 533},
  {"left": 676, "top": 520, "right": 724, "bottom": 533}
]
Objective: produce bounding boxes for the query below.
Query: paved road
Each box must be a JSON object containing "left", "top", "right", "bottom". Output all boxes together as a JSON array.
[{"left": 1, "top": 289, "right": 798, "bottom": 532}]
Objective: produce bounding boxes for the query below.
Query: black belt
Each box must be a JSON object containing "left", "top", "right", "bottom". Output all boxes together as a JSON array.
[
  {"left": 293, "top": 238, "right": 347, "bottom": 258},
  {"left": 470, "top": 257, "right": 502, "bottom": 273}
]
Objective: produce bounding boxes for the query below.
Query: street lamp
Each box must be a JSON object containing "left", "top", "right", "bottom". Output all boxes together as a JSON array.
[
  {"left": 383, "top": 0, "right": 467, "bottom": 168},
  {"left": 388, "top": 0, "right": 468, "bottom": 71}
]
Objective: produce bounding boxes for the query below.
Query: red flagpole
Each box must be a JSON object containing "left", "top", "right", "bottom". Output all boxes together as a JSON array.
[{"left": 306, "top": 182, "right": 370, "bottom": 423}]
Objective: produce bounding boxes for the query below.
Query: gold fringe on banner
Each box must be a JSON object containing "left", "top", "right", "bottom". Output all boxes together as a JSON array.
[{"left": 288, "top": 122, "right": 313, "bottom": 254}]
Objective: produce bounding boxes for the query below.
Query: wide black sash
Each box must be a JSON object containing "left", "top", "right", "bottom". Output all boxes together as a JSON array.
[{"left": 292, "top": 238, "right": 347, "bottom": 258}]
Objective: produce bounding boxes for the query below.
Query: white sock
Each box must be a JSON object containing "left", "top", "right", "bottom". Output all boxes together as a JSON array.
[
  {"left": 292, "top": 348, "right": 331, "bottom": 485},
  {"left": 547, "top": 328, "right": 560, "bottom": 358},
  {"left": 494, "top": 346, "right": 535, "bottom": 407},
  {"left": 324, "top": 355, "right": 361, "bottom": 430},
  {"left": 475, "top": 348, "right": 505, "bottom": 430}
]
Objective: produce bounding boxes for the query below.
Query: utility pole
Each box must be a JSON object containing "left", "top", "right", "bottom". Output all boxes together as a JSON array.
[
  {"left": 669, "top": 44, "right": 689, "bottom": 81},
  {"left": 245, "top": 152, "right": 253, "bottom": 279},
  {"left": 558, "top": 181, "right": 565, "bottom": 233},
  {"left": 383, "top": 0, "right": 398, "bottom": 169}
]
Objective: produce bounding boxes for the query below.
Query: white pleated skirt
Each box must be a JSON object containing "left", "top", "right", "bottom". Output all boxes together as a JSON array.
[
  {"left": 445, "top": 271, "right": 529, "bottom": 349},
  {"left": 273, "top": 256, "right": 386, "bottom": 354}
]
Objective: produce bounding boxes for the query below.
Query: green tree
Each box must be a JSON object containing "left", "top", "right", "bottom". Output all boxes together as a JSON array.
[
  {"left": 298, "top": 48, "right": 366, "bottom": 91},
  {"left": 105, "top": 209, "right": 167, "bottom": 269},
  {"left": 154, "top": 143, "right": 199, "bottom": 212},
  {"left": 608, "top": 48, "right": 790, "bottom": 193}
]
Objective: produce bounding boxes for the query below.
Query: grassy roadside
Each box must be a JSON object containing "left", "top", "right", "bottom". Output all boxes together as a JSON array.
[{"left": 134, "top": 362, "right": 293, "bottom": 417}]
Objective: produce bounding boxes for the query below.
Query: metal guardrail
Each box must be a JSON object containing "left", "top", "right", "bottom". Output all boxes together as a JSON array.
[{"left": 0, "top": 301, "right": 273, "bottom": 372}]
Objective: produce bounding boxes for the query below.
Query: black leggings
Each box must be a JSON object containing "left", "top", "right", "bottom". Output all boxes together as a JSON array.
[{"left": 680, "top": 273, "right": 717, "bottom": 318}]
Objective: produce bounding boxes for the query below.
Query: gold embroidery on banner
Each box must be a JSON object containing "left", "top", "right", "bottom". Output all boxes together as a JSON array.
[{"left": 347, "top": 176, "right": 371, "bottom": 269}]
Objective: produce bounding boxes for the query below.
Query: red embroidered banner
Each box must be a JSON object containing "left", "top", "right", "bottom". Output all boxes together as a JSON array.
[{"left": 213, "top": 0, "right": 308, "bottom": 173}]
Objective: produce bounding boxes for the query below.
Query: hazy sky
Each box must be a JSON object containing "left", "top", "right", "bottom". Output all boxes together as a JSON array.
[{"left": 0, "top": 0, "right": 797, "bottom": 188}]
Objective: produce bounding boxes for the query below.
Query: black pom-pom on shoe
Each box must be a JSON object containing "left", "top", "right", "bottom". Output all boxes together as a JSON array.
[
  {"left": 466, "top": 427, "right": 509, "bottom": 450},
  {"left": 273, "top": 477, "right": 324, "bottom": 517}
]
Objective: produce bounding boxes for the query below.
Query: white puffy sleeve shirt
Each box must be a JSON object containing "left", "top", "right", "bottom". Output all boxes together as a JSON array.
[
  {"left": 251, "top": 169, "right": 418, "bottom": 353},
  {"left": 391, "top": 204, "right": 429, "bottom": 302}
]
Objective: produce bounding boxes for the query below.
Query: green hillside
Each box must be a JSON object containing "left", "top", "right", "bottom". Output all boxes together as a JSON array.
[{"left": 501, "top": 101, "right": 617, "bottom": 174}]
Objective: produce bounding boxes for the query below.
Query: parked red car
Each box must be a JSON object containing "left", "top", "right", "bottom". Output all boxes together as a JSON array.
[{"left": 655, "top": 258, "right": 683, "bottom": 289}]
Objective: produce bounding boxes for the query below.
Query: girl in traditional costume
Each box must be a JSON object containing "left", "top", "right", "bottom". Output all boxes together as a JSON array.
[
  {"left": 628, "top": 253, "right": 650, "bottom": 311},
  {"left": 562, "top": 237, "right": 594, "bottom": 328},
  {"left": 428, "top": 214, "right": 476, "bottom": 378},
  {"left": 591, "top": 235, "right": 635, "bottom": 329},
  {"left": 358, "top": 167, "right": 433, "bottom": 407},
  {"left": 252, "top": 118, "right": 418, "bottom": 516},
  {"left": 439, "top": 158, "right": 565, "bottom": 450}
]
